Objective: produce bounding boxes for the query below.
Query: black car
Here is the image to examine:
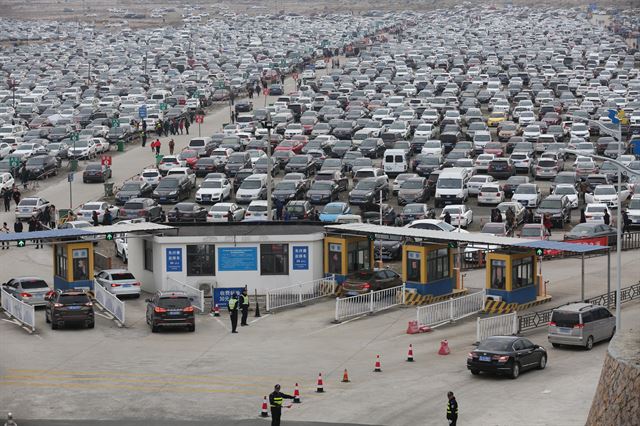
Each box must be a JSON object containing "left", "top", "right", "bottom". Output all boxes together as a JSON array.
[
  {"left": 107, "top": 127, "right": 131, "bottom": 144},
  {"left": 285, "top": 154, "right": 316, "bottom": 177},
  {"left": 534, "top": 195, "right": 572, "bottom": 227},
  {"left": 272, "top": 180, "right": 305, "bottom": 204},
  {"left": 119, "top": 198, "right": 163, "bottom": 222},
  {"left": 373, "top": 235, "right": 403, "bottom": 260},
  {"left": 115, "top": 181, "right": 153, "bottom": 205},
  {"left": 503, "top": 175, "right": 530, "bottom": 198},
  {"left": 25, "top": 155, "right": 58, "bottom": 179},
  {"left": 306, "top": 180, "right": 340, "bottom": 204},
  {"left": 331, "top": 140, "right": 353, "bottom": 158},
  {"left": 359, "top": 138, "right": 385, "bottom": 159},
  {"left": 48, "top": 126, "right": 71, "bottom": 142},
  {"left": 488, "top": 158, "right": 516, "bottom": 180},
  {"left": 83, "top": 163, "right": 112, "bottom": 183},
  {"left": 167, "top": 202, "right": 207, "bottom": 222},
  {"left": 269, "top": 85, "right": 284, "bottom": 96},
  {"left": 397, "top": 177, "right": 429, "bottom": 205},
  {"left": 362, "top": 203, "right": 397, "bottom": 225},
  {"left": 399, "top": 203, "right": 436, "bottom": 224},
  {"left": 145, "top": 291, "right": 195, "bottom": 332},
  {"left": 273, "top": 150, "right": 295, "bottom": 170},
  {"left": 194, "top": 158, "right": 219, "bottom": 177},
  {"left": 225, "top": 152, "right": 252, "bottom": 177},
  {"left": 45, "top": 290, "right": 94, "bottom": 330},
  {"left": 235, "top": 100, "right": 253, "bottom": 113},
  {"left": 349, "top": 177, "right": 389, "bottom": 206},
  {"left": 413, "top": 154, "right": 442, "bottom": 176},
  {"left": 284, "top": 200, "right": 316, "bottom": 220},
  {"left": 153, "top": 176, "right": 192, "bottom": 204},
  {"left": 467, "top": 336, "right": 547, "bottom": 379}
]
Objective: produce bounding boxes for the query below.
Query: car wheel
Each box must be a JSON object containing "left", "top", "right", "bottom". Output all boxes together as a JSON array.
[
  {"left": 609, "top": 327, "right": 616, "bottom": 341},
  {"left": 551, "top": 343, "right": 561, "bottom": 348},
  {"left": 585, "top": 336, "right": 594, "bottom": 350},
  {"left": 88, "top": 321, "right": 95, "bottom": 329},
  {"left": 470, "top": 369, "right": 480, "bottom": 375},
  {"left": 45, "top": 312, "right": 50, "bottom": 323},
  {"left": 188, "top": 325, "right": 195, "bottom": 332},
  {"left": 537, "top": 355, "right": 547, "bottom": 370},
  {"left": 51, "top": 322, "right": 58, "bottom": 330},
  {"left": 510, "top": 362, "right": 520, "bottom": 379},
  {"left": 151, "top": 323, "right": 159, "bottom": 333}
]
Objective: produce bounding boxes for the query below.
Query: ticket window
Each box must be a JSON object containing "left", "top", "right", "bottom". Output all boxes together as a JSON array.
[
  {"left": 347, "top": 240, "right": 370, "bottom": 273},
  {"left": 328, "top": 243, "right": 343, "bottom": 275},
  {"left": 406, "top": 251, "right": 421, "bottom": 282},
  {"left": 512, "top": 257, "right": 534, "bottom": 290},
  {"left": 55, "top": 244, "right": 68, "bottom": 280},
  {"left": 427, "top": 248, "right": 450, "bottom": 282},
  {"left": 490, "top": 259, "right": 507, "bottom": 290},
  {"left": 72, "top": 248, "right": 90, "bottom": 281}
]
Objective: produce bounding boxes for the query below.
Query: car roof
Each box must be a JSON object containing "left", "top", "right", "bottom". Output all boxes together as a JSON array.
[{"left": 554, "top": 303, "right": 598, "bottom": 312}]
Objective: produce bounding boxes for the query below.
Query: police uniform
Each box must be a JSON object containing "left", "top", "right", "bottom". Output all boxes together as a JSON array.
[
  {"left": 228, "top": 294, "right": 239, "bottom": 333},
  {"left": 269, "top": 387, "right": 294, "bottom": 426},
  {"left": 240, "top": 290, "right": 250, "bottom": 326},
  {"left": 447, "top": 395, "right": 459, "bottom": 426}
]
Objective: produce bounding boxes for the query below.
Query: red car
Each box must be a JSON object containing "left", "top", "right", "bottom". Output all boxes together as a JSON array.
[
  {"left": 484, "top": 142, "right": 505, "bottom": 157},
  {"left": 274, "top": 139, "right": 304, "bottom": 154},
  {"left": 291, "top": 135, "right": 309, "bottom": 146},
  {"left": 179, "top": 149, "right": 200, "bottom": 168}
]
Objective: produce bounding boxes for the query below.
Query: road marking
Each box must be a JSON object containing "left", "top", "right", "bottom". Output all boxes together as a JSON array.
[
  {"left": 1, "top": 318, "right": 20, "bottom": 326},
  {"left": 95, "top": 311, "right": 113, "bottom": 320},
  {"left": 214, "top": 317, "right": 229, "bottom": 331},
  {"left": 249, "top": 314, "right": 270, "bottom": 324}
]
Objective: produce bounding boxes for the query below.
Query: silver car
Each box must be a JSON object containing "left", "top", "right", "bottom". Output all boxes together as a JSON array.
[
  {"left": 548, "top": 303, "right": 616, "bottom": 350},
  {"left": 2, "top": 277, "right": 51, "bottom": 306},
  {"left": 94, "top": 269, "right": 141, "bottom": 297}
]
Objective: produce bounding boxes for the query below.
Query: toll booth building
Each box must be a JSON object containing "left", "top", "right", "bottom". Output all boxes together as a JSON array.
[{"left": 127, "top": 224, "right": 326, "bottom": 295}]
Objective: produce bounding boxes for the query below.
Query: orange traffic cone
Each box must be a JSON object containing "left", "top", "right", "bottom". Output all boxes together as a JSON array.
[
  {"left": 438, "top": 340, "right": 450, "bottom": 355},
  {"left": 260, "top": 396, "right": 269, "bottom": 417},
  {"left": 293, "top": 383, "right": 301, "bottom": 403},
  {"left": 407, "top": 344, "right": 414, "bottom": 362},
  {"left": 316, "top": 373, "right": 324, "bottom": 393},
  {"left": 212, "top": 304, "right": 220, "bottom": 317},
  {"left": 374, "top": 354, "right": 382, "bottom": 372},
  {"left": 341, "top": 369, "right": 350, "bottom": 383}
]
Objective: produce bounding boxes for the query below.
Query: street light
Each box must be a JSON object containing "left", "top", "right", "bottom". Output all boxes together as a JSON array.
[{"left": 261, "top": 116, "right": 274, "bottom": 221}]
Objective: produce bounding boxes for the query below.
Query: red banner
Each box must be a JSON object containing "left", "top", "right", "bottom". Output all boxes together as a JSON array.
[
  {"left": 101, "top": 155, "right": 112, "bottom": 166},
  {"left": 545, "top": 236, "right": 609, "bottom": 256}
]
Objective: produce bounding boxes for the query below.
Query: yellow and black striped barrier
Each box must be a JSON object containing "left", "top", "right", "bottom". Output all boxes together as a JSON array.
[
  {"left": 483, "top": 295, "right": 552, "bottom": 314},
  {"left": 404, "top": 289, "right": 469, "bottom": 306}
]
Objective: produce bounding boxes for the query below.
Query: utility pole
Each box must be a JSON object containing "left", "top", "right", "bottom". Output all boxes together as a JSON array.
[
  {"left": 615, "top": 116, "right": 622, "bottom": 330},
  {"left": 264, "top": 118, "right": 274, "bottom": 220}
]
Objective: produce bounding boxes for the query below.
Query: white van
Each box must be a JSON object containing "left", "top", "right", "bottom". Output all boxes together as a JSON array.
[
  {"left": 382, "top": 149, "right": 408, "bottom": 176},
  {"left": 150, "top": 90, "right": 171, "bottom": 103},
  {"left": 435, "top": 167, "right": 469, "bottom": 207}
]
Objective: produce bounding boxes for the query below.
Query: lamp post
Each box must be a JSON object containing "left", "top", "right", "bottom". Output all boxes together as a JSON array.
[{"left": 262, "top": 116, "right": 274, "bottom": 220}]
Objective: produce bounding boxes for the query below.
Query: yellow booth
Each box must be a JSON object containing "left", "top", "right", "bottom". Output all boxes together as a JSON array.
[
  {"left": 53, "top": 241, "right": 95, "bottom": 291},
  {"left": 324, "top": 235, "right": 374, "bottom": 283},
  {"left": 485, "top": 250, "right": 540, "bottom": 304},
  {"left": 402, "top": 243, "right": 458, "bottom": 296}
]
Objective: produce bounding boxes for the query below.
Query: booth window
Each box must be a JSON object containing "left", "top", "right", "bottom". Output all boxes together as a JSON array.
[
  {"left": 328, "top": 243, "right": 342, "bottom": 274},
  {"left": 491, "top": 260, "right": 506, "bottom": 290},
  {"left": 187, "top": 245, "right": 215, "bottom": 276},
  {"left": 261, "top": 244, "right": 289, "bottom": 275},
  {"left": 407, "top": 251, "right": 421, "bottom": 282},
  {"left": 55, "top": 244, "right": 67, "bottom": 278},
  {"left": 512, "top": 257, "right": 534, "bottom": 289},
  {"left": 427, "top": 248, "right": 449, "bottom": 281},
  {"left": 347, "top": 240, "right": 370, "bottom": 273},
  {"left": 144, "top": 240, "right": 153, "bottom": 272},
  {"left": 72, "top": 249, "right": 89, "bottom": 281}
]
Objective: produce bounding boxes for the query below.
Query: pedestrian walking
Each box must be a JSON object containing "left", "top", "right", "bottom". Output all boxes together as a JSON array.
[
  {"left": 156, "top": 121, "right": 163, "bottom": 137},
  {"left": 102, "top": 208, "right": 113, "bottom": 226},
  {"left": 92, "top": 211, "right": 99, "bottom": 227},
  {"left": 155, "top": 139, "right": 161, "bottom": 155},
  {"left": 20, "top": 165, "right": 29, "bottom": 190},
  {"left": 603, "top": 209, "right": 610, "bottom": 226},
  {"left": 523, "top": 208, "right": 532, "bottom": 224},
  {"left": 230, "top": 110, "right": 236, "bottom": 124},
  {"left": 13, "top": 220, "right": 23, "bottom": 234},
  {"left": 255, "top": 84, "right": 260, "bottom": 97},
  {"left": 1, "top": 222, "right": 10, "bottom": 250},
  {"left": 580, "top": 208, "right": 586, "bottom": 224},
  {"left": 179, "top": 119, "right": 184, "bottom": 135},
  {"left": 240, "top": 287, "right": 250, "bottom": 326},
  {"left": 169, "top": 139, "right": 175, "bottom": 155},
  {"left": 142, "top": 131, "right": 147, "bottom": 147},
  {"left": 275, "top": 198, "right": 283, "bottom": 221},
  {"left": 446, "top": 391, "right": 459, "bottom": 426},
  {"left": 184, "top": 119, "right": 190, "bottom": 135},
  {"left": 49, "top": 205, "right": 56, "bottom": 229},
  {"left": 269, "top": 384, "right": 294, "bottom": 426},
  {"left": 443, "top": 211, "right": 451, "bottom": 225},
  {"left": 228, "top": 292, "right": 239, "bottom": 333},
  {"left": 41, "top": 206, "right": 51, "bottom": 230},
  {"left": 229, "top": 90, "right": 235, "bottom": 106},
  {"left": 163, "top": 120, "right": 170, "bottom": 137},
  {"left": 543, "top": 213, "right": 553, "bottom": 236},
  {"left": 28, "top": 216, "right": 40, "bottom": 248},
  {"left": 2, "top": 187, "right": 12, "bottom": 212},
  {"left": 12, "top": 186, "right": 20, "bottom": 206}
]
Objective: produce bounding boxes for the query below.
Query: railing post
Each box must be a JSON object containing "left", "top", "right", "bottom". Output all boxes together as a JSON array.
[
  {"left": 266, "top": 291, "right": 271, "bottom": 312},
  {"left": 335, "top": 297, "right": 340, "bottom": 322},
  {"left": 449, "top": 298, "right": 454, "bottom": 322},
  {"left": 369, "top": 291, "right": 374, "bottom": 314},
  {"left": 402, "top": 283, "right": 406, "bottom": 304},
  {"left": 476, "top": 317, "right": 480, "bottom": 343},
  {"left": 298, "top": 284, "right": 303, "bottom": 305}
]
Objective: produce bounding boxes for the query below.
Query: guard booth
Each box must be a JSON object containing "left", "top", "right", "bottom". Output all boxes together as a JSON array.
[
  {"left": 324, "top": 235, "right": 374, "bottom": 283},
  {"left": 53, "top": 241, "right": 95, "bottom": 291},
  {"left": 402, "top": 243, "right": 457, "bottom": 296},
  {"left": 485, "top": 249, "right": 539, "bottom": 304}
]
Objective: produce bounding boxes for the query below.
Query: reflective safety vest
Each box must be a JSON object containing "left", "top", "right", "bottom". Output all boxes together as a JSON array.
[
  {"left": 271, "top": 396, "right": 283, "bottom": 408},
  {"left": 241, "top": 294, "right": 249, "bottom": 306},
  {"left": 228, "top": 298, "right": 237, "bottom": 310},
  {"left": 447, "top": 399, "right": 458, "bottom": 415}
]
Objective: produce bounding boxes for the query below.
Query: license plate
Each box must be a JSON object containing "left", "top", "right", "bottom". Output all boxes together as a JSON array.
[
  {"left": 122, "top": 284, "right": 131, "bottom": 288},
  {"left": 21, "top": 208, "right": 30, "bottom": 212},
  {"left": 203, "top": 195, "right": 210, "bottom": 200},
  {"left": 479, "top": 356, "right": 491, "bottom": 362},
  {"left": 558, "top": 327, "right": 572, "bottom": 334},
  {"left": 67, "top": 306, "right": 82, "bottom": 310},
  {"left": 168, "top": 311, "right": 181, "bottom": 316},
  {"left": 160, "top": 197, "right": 166, "bottom": 201}
]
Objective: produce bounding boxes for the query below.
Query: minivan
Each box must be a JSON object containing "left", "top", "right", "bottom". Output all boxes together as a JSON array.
[
  {"left": 434, "top": 167, "right": 469, "bottom": 207},
  {"left": 548, "top": 303, "right": 615, "bottom": 350},
  {"left": 382, "top": 149, "right": 408, "bottom": 176}
]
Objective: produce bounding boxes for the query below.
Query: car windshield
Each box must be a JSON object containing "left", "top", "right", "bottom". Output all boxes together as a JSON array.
[
  {"left": 554, "top": 186, "right": 575, "bottom": 195},
  {"left": 175, "top": 203, "right": 194, "bottom": 211},
  {"left": 27, "top": 157, "right": 46, "bottom": 165},
  {"left": 437, "top": 178, "right": 461, "bottom": 189},
  {"left": 240, "top": 180, "right": 262, "bottom": 189},
  {"left": 58, "top": 294, "right": 90, "bottom": 304},
  {"left": 158, "top": 297, "right": 190, "bottom": 309},
  {"left": 521, "top": 227, "right": 544, "bottom": 237},
  {"left": 121, "top": 183, "right": 140, "bottom": 191},
  {"left": 83, "top": 203, "right": 103, "bottom": 210},
  {"left": 587, "top": 206, "right": 606, "bottom": 213},
  {"left": 570, "top": 224, "right": 598, "bottom": 235},
  {"left": 594, "top": 187, "right": 615, "bottom": 195},
  {"left": 477, "top": 338, "right": 513, "bottom": 352},
  {"left": 248, "top": 204, "right": 267, "bottom": 212},
  {"left": 355, "top": 180, "right": 377, "bottom": 190},
  {"left": 350, "top": 270, "right": 374, "bottom": 280},
  {"left": 539, "top": 199, "right": 561, "bottom": 209},
  {"left": 323, "top": 204, "right": 345, "bottom": 214},
  {"left": 403, "top": 205, "right": 424, "bottom": 213},
  {"left": 482, "top": 224, "right": 504, "bottom": 234},
  {"left": 276, "top": 182, "right": 296, "bottom": 191},
  {"left": 19, "top": 280, "right": 48, "bottom": 289},
  {"left": 311, "top": 182, "right": 333, "bottom": 190},
  {"left": 142, "top": 171, "right": 159, "bottom": 177},
  {"left": 517, "top": 185, "right": 536, "bottom": 194},
  {"left": 401, "top": 180, "right": 423, "bottom": 189},
  {"left": 157, "top": 179, "right": 179, "bottom": 189},
  {"left": 444, "top": 207, "right": 462, "bottom": 215},
  {"left": 629, "top": 199, "right": 640, "bottom": 209},
  {"left": 124, "top": 202, "right": 144, "bottom": 209},
  {"left": 190, "top": 140, "right": 205, "bottom": 147},
  {"left": 550, "top": 311, "right": 579, "bottom": 328},
  {"left": 111, "top": 273, "right": 135, "bottom": 280},
  {"left": 181, "top": 151, "right": 197, "bottom": 159},
  {"left": 289, "top": 157, "right": 308, "bottom": 164}
]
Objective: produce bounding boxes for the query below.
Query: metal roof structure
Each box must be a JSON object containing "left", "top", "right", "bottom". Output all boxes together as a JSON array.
[
  {"left": 0, "top": 223, "right": 176, "bottom": 242},
  {"left": 324, "top": 223, "right": 605, "bottom": 253},
  {"left": 83, "top": 222, "right": 175, "bottom": 236}
]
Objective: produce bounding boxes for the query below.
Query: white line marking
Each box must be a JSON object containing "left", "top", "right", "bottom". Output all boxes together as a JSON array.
[
  {"left": 95, "top": 312, "right": 113, "bottom": 320},
  {"left": 214, "top": 317, "right": 229, "bottom": 331},
  {"left": 1, "top": 318, "right": 20, "bottom": 325},
  {"left": 249, "top": 314, "right": 270, "bottom": 324}
]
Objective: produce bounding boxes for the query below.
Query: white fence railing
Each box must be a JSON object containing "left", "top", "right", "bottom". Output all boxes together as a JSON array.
[
  {"left": 1, "top": 287, "right": 36, "bottom": 332},
  {"left": 417, "top": 290, "right": 485, "bottom": 327},
  {"left": 94, "top": 283, "right": 126, "bottom": 325},
  {"left": 476, "top": 312, "right": 518, "bottom": 343},
  {"left": 335, "top": 284, "right": 405, "bottom": 323},
  {"left": 266, "top": 275, "right": 337, "bottom": 312},
  {"left": 165, "top": 276, "right": 205, "bottom": 312}
]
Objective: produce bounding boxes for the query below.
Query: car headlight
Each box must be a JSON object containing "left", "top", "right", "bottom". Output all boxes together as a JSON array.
[{"left": 169, "top": 191, "right": 177, "bottom": 195}]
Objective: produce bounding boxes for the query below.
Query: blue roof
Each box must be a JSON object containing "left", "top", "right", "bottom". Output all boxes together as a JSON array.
[
  {"left": 511, "top": 240, "right": 607, "bottom": 253},
  {"left": 0, "top": 228, "right": 97, "bottom": 242}
]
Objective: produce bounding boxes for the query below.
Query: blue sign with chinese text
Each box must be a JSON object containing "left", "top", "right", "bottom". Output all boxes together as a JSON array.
[
  {"left": 213, "top": 287, "right": 245, "bottom": 308},
  {"left": 292, "top": 246, "right": 309, "bottom": 270},
  {"left": 218, "top": 247, "right": 257, "bottom": 271},
  {"left": 166, "top": 248, "right": 183, "bottom": 272}
]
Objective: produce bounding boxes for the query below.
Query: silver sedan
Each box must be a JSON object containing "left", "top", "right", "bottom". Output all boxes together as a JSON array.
[
  {"left": 2, "top": 277, "right": 51, "bottom": 306},
  {"left": 94, "top": 269, "right": 141, "bottom": 297}
]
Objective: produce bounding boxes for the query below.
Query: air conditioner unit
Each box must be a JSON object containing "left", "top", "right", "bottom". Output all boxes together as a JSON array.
[{"left": 485, "top": 295, "right": 502, "bottom": 303}]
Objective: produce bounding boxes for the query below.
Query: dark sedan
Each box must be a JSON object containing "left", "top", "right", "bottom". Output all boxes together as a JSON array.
[
  {"left": 361, "top": 203, "right": 397, "bottom": 226},
  {"left": 348, "top": 177, "right": 388, "bottom": 206},
  {"left": 397, "top": 177, "right": 429, "bottom": 205},
  {"left": 119, "top": 198, "right": 163, "bottom": 222},
  {"left": 399, "top": 203, "right": 436, "bottom": 224},
  {"left": 272, "top": 180, "right": 305, "bottom": 203},
  {"left": 307, "top": 181, "right": 340, "bottom": 204},
  {"left": 284, "top": 154, "right": 316, "bottom": 177},
  {"left": 341, "top": 269, "right": 403, "bottom": 296},
  {"left": 467, "top": 336, "right": 547, "bottom": 379},
  {"left": 83, "top": 163, "right": 112, "bottom": 183},
  {"left": 115, "top": 181, "right": 153, "bottom": 205},
  {"left": 503, "top": 175, "right": 531, "bottom": 199},
  {"left": 167, "top": 202, "right": 207, "bottom": 222},
  {"left": 374, "top": 236, "right": 403, "bottom": 260},
  {"left": 564, "top": 223, "right": 617, "bottom": 245},
  {"left": 25, "top": 155, "right": 58, "bottom": 179},
  {"left": 194, "top": 158, "right": 220, "bottom": 177}
]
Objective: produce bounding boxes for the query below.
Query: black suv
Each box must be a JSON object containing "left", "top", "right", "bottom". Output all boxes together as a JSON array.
[
  {"left": 152, "top": 176, "right": 192, "bottom": 204},
  {"left": 25, "top": 154, "right": 58, "bottom": 179},
  {"left": 145, "top": 291, "right": 195, "bottom": 332},
  {"left": 45, "top": 290, "right": 95, "bottom": 329},
  {"left": 534, "top": 195, "right": 572, "bottom": 227}
]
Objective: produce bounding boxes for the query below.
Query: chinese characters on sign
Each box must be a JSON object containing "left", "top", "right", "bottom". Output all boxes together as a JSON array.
[
  {"left": 292, "top": 246, "right": 309, "bottom": 270},
  {"left": 213, "top": 287, "right": 245, "bottom": 308},
  {"left": 166, "top": 248, "right": 183, "bottom": 272}
]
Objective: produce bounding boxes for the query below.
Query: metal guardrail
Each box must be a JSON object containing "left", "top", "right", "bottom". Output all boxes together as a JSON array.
[
  {"left": 477, "top": 312, "right": 518, "bottom": 343},
  {"left": 94, "top": 282, "right": 125, "bottom": 326},
  {"left": 416, "top": 290, "right": 486, "bottom": 327},
  {"left": 266, "top": 275, "right": 336, "bottom": 312},
  {"left": 518, "top": 282, "right": 640, "bottom": 333},
  {"left": 165, "top": 276, "right": 205, "bottom": 313},
  {"left": 335, "top": 284, "right": 405, "bottom": 323},
  {"left": 1, "top": 287, "right": 36, "bottom": 332}
]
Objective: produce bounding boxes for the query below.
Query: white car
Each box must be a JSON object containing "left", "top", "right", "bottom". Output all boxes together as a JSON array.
[
  {"left": 94, "top": 269, "right": 141, "bottom": 297},
  {"left": 195, "top": 178, "right": 231, "bottom": 204},
  {"left": 158, "top": 155, "right": 186, "bottom": 175},
  {"left": 414, "top": 124, "right": 434, "bottom": 138},
  {"left": 585, "top": 185, "right": 623, "bottom": 208},
  {"left": 243, "top": 200, "right": 275, "bottom": 221},
  {"left": 421, "top": 140, "right": 443, "bottom": 158},
  {"left": 439, "top": 204, "right": 473, "bottom": 228},
  {"left": 497, "top": 201, "right": 526, "bottom": 224},
  {"left": 68, "top": 139, "right": 97, "bottom": 159},
  {"left": 584, "top": 203, "right": 612, "bottom": 224},
  {"left": 246, "top": 149, "right": 266, "bottom": 166},
  {"left": 392, "top": 173, "right": 418, "bottom": 195},
  {"left": 478, "top": 183, "right": 505, "bottom": 205},
  {"left": 626, "top": 195, "right": 640, "bottom": 227},
  {"left": 570, "top": 123, "right": 590, "bottom": 139},
  {"left": 13, "top": 143, "right": 46, "bottom": 159},
  {"left": 404, "top": 219, "right": 469, "bottom": 233},
  {"left": 511, "top": 183, "right": 542, "bottom": 208},
  {"left": 474, "top": 154, "right": 495, "bottom": 172},
  {"left": 15, "top": 197, "right": 51, "bottom": 220},
  {"left": 206, "top": 202, "right": 245, "bottom": 222},
  {"left": 165, "top": 167, "right": 196, "bottom": 187},
  {"left": 76, "top": 201, "right": 118, "bottom": 222},
  {"left": 467, "top": 175, "right": 494, "bottom": 196},
  {"left": 235, "top": 174, "right": 268, "bottom": 203},
  {"left": 57, "top": 220, "right": 92, "bottom": 229},
  {"left": 552, "top": 184, "right": 579, "bottom": 208},
  {"left": 0, "top": 172, "right": 15, "bottom": 191},
  {"left": 284, "top": 124, "right": 304, "bottom": 139},
  {"left": 0, "top": 142, "right": 12, "bottom": 159},
  {"left": 92, "top": 137, "right": 110, "bottom": 153},
  {"left": 140, "top": 168, "right": 162, "bottom": 188}
]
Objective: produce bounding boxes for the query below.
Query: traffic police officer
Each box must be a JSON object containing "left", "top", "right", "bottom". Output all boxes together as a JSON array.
[
  {"left": 240, "top": 287, "right": 250, "bottom": 326},
  {"left": 269, "top": 384, "right": 294, "bottom": 426},
  {"left": 446, "top": 391, "right": 458, "bottom": 426},
  {"left": 228, "top": 293, "right": 239, "bottom": 333}
]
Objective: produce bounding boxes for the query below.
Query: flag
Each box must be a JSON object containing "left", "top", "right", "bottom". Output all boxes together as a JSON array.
[{"left": 608, "top": 109, "right": 620, "bottom": 124}]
